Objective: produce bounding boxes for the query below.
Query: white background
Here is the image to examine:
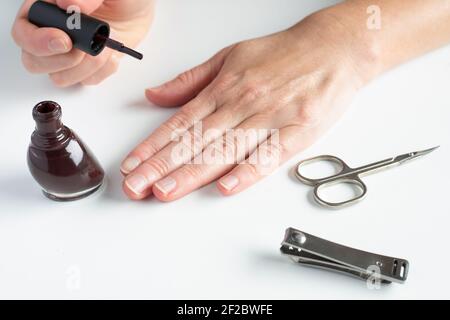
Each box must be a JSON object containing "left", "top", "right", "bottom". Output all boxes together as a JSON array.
[{"left": 1, "top": 0, "right": 449, "bottom": 299}]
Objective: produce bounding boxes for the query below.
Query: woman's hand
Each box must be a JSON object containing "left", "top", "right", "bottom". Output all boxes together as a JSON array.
[
  {"left": 121, "top": 10, "right": 378, "bottom": 201},
  {"left": 11, "top": 0, "right": 154, "bottom": 87}
]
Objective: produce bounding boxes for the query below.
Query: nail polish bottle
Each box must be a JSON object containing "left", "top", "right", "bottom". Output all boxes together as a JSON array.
[{"left": 28, "top": 101, "right": 105, "bottom": 201}]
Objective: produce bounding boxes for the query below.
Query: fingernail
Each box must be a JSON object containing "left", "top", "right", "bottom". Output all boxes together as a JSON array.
[
  {"left": 219, "top": 175, "right": 239, "bottom": 191},
  {"left": 125, "top": 174, "right": 149, "bottom": 195},
  {"left": 154, "top": 177, "right": 176, "bottom": 195},
  {"left": 48, "top": 38, "right": 69, "bottom": 53},
  {"left": 147, "top": 84, "right": 164, "bottom": 93},
  {"left": 121, "top": 157, "right": 141, "bottom": 174}
]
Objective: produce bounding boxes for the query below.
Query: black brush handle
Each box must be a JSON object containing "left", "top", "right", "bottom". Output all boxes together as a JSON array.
[{"left": 28, "top": 0, "right": 110, "bottom": 56}]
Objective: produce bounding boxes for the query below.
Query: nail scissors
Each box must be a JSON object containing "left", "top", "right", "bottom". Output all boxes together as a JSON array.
[{"left": 295, "top": 146, "right": 439, "bottom": 209}]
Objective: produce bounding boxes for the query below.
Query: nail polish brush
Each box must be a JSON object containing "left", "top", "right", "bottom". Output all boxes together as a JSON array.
[{"left": 28, "top": 0, "right": 143, "bottom": 60}]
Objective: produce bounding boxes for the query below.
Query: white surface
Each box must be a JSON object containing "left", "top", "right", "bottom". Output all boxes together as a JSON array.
[{"left": 1, "top": 0, "right": 449, "bottom": 299}]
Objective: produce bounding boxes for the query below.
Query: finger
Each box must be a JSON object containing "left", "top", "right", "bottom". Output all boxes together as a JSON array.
[
  {"left": 121, "top": 46, "right": 237, "bottom": 174},
  {"left": 120, "top": 93, "right": 216, "bottom": 175},
  {"left": 145, "top": 45, "right": 235, "bottom": 108},
  {"left": 81, "top": 53, "right": 121, "bottom": 85},
  {"left": 121, "top": 87, "right": 257, "bottom": 175},
  {"left": 121, "top": 73, "right": 268, "bottom": 177},
  {"left": 21, "top": 49, "right": 85, "bottom": 74},
  {"left": 150, "top": 115, "right": 275, "bottom": 202},
  {"left": 217, "top": 125, "right": 313, "bottom": 195},
  {"left": 56, "top": 0, "right": 104, "bottom": 14},
  {"left": 122, "top": 103, "right": 256, "bottom": 200},
  {"left": 49, "top": 48, "right": 112, "bottom": 87},
  {"left": 12, "top": 0, "right": 72, "bottom": 57}
]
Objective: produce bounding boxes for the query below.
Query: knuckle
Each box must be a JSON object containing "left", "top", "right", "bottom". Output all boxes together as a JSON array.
[
  {"left": 140, "top": 140, "right": 160, "bottom": 158},
  {"left": 21, "top": 52, "right": 39, "bottom": 73},
  {"left": 142, "top": 157, "right": 172, "bottom": 177},
  {"left": 68, "top": 51, "right": 86, "bottom": 68},
  {"left": 232, "top": 40, "right": 251, "bottom": 54},
  {"left": 93, "top": 55, "right": 107, "bottom": 68},
  {"left": 264, "top": 101, "right": 284, "bottom": 114},
  {"left": 11, "top": 25, "right": 19, "bottom": 44},
  {"left": 86, "top": 54, "right": 107, "bottom": 69},
  {"left": 205, "top": 139, "right": 226, "bottom": 157},
  {"left": 244, "top": 162, "right": 260, "bottom": 177},
  {"left": 82, "top": 76, "right": 101, "bottom": 86},
  {"left": 213, "top": 72, "right": 239, "bottom": 93},
  {"left": 109, "top": 56, "right": 120, "bottom": 73},
  {"left": 176, "top": 69, "right": 195, "bottom": 86},
  {"left": 11, "top": 22, "right": 26, "bottom": 47},
  {"left": 248, "top": 145, "right": 280, "bottom": 175},
  {"left": 273, "top": 139, "right": 286, "bottom": 156},
  {"left": 82, "top": 56, "right": 119, "bottom": 86},
  {"left": 222, "top": 134, "right": 237, "bottom": 152},
  {"left": 238, "top": 83, "right": 265, "bottom": 104},
  {"left": 164, "top": 111, "right": 193, "bottom": 132},
  {"left": 212, "top": 107, "right": 233, "bottom": 125},
  {"left": 202, "top": 137, "right": 236, "bottom": 165},
  {"left": 296, "top": 101, "right": 321, "bottom": 128},
  {"left": 260, "top": 140, "right": 284, "bottom": 161},
  {"left": 180, "top": 164, "right": 204, "bottom": 180},
  {"left": 171, "top": 137, "right": 197, "bottom": 165},
  {"left": 49, "top": 73, "right": 67, "bottom": 87},
  {"left": 250, "top": 112, "right": 272, "bottom": 124}
]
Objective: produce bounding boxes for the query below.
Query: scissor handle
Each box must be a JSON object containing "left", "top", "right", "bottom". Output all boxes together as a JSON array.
[
  {"left": 313, "top": 176, "right": 368, "bottom": 208},
  {"left": 295, "top": 155, "right": 351, "bottom": 185},
  {"left": 296, "top": 155, "right": 368, "bottom": 208}
]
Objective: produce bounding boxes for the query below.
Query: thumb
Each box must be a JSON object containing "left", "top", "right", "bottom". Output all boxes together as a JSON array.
[
  {"left": 146, "top": 45, "right": 235, "bottom": 108},
  {"left": 56, "top": 0, "right": 104, "bottom": 14}
]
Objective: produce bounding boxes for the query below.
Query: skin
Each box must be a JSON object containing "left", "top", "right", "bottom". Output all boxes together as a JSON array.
[
  {"left": 121, "top": 0, "right": 450, "bottom": 201},
  {"left": 11, "top": 0, "right": 154, "bottom": 87},
  {"left": 12, "top": 0, "right": 450, "bottom": 201}
]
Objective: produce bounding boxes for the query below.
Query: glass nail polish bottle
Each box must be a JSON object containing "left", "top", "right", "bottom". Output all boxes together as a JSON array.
[{"left": 28, "top": 101, "right": 105, "bottom": 201}]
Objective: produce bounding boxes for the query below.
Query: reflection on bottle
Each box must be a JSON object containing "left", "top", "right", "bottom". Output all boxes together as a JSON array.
[{"left": 27, "top": 101, "right": 105, "bottom": 201}]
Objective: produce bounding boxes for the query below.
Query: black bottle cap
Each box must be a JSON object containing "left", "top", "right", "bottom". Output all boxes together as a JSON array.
[{"left": 28, "top": 0, "right": 110, "bottom": 56}]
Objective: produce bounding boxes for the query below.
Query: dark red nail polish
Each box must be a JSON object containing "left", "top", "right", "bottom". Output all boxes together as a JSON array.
[{"left": 27, "top": 101, "right": 105, "bottom": 201}]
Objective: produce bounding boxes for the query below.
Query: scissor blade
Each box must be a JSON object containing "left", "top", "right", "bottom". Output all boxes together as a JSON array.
[{"left": 393, "top": 146, "right": 440, "bottom": 164}]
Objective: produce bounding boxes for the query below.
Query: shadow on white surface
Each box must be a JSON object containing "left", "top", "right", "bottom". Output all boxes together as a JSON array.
[
  {"left": 100, "top": 161, "right": 129, "bottom": 204},
  {"left": 124, "top": 97, "right": 163, "bottom": 112},
  {"left": 1, "top": 173, "right": 44, "bottom": 205},
  {"left": 250, "top": 249, "right": 393, "bottom": 297},
  {"left": 287, "top": 166, "right": 333, "bottom": 211}
]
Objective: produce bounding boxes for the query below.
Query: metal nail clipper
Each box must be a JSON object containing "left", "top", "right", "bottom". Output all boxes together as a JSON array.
[{"left": 280, "top": 228, "right": 409, "bottom": 284}]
